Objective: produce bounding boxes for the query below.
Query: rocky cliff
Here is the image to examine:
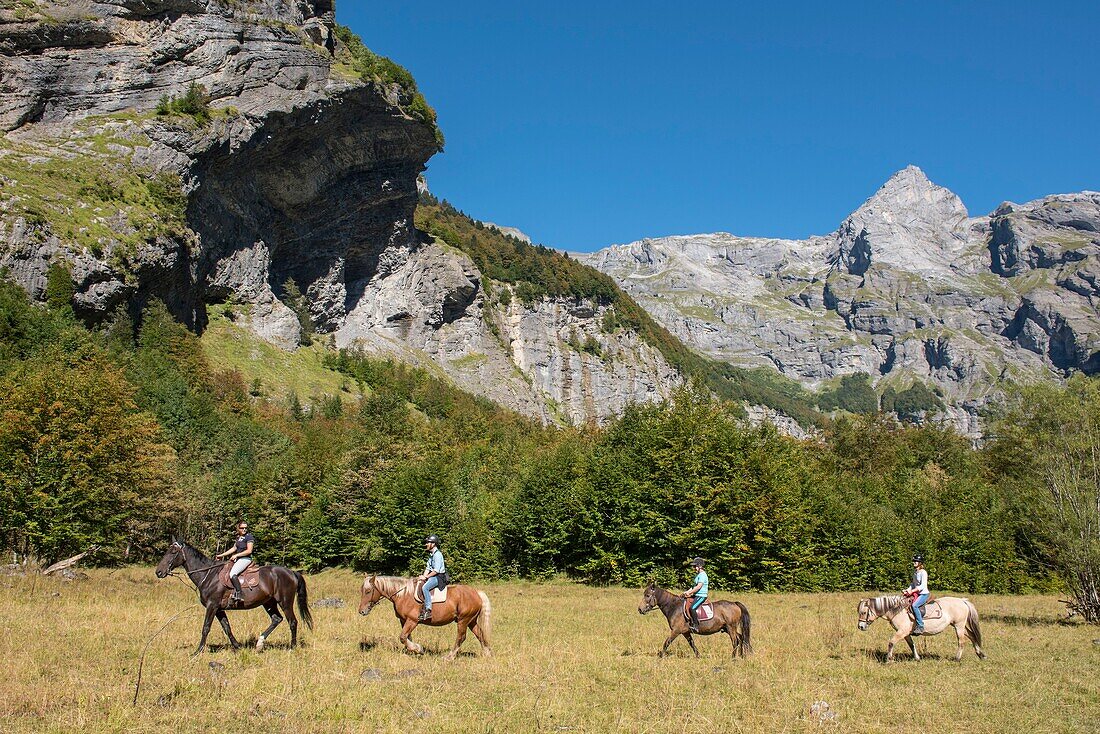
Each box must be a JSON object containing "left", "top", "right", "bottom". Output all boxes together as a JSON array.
[
  {"left": 0, "top": 0, "right": 678, "bottom": 423},
  {"left": 587, "top": 167, "right": 1100, "bottom": 434}
]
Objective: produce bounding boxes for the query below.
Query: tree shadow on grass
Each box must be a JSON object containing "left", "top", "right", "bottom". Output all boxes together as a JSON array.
[
  {"left": 983, "top": 613, "right": 1078, "bottom": 627},
  {"left": 202, "top": 635, "right": 302, "bottom": 652},
  {"left": 862, "top": 649, "right": 952, "bottom": 663}
]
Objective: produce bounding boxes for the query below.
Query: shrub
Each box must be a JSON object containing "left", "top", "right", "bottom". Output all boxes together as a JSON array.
[{"left": 155, "top": 83, "right": 211, "bottom": 124}]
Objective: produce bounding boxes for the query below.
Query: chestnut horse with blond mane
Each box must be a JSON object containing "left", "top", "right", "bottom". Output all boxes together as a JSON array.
[{"left": 358, "top": 575, "right": 492, "bottom": 659}]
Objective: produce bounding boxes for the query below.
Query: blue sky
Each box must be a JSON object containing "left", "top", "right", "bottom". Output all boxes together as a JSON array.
[{"left": 341, "top": 1, "right": 1099, "bottom": 252}]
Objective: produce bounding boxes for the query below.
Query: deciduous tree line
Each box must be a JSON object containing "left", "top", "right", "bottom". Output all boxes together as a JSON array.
[{"left": 2, "top": 278, "right": 1096, "bottom": 613}]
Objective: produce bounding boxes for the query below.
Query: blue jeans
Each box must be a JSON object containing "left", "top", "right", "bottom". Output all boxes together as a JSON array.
[
  {"left": 423, "top": 576, "right": 440, "bottom": 612},
  {"left": 912, "top": 593, "right": 929, "bottom": 627}
]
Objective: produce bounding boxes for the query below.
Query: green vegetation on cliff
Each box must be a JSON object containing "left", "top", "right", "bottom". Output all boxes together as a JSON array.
[
  {"left": 332, "top": 24, "right": 444, "bottom": 149},
  {"left": 0, "top": 128, "right": 188, "bottom": 263},
  {"left": 417, "top": 193, "right": 822, "bottom": 426}
]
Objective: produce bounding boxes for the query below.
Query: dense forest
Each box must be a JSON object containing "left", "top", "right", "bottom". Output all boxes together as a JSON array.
[{"left": 2, "top": 273, "right": 1096, "bottom": 603}]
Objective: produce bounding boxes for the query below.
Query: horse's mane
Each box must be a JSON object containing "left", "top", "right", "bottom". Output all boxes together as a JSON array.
[
  {"left": 174, "top": 537, "right": 213, "bottom": 564},
  {"left": 370, "top": 575, "right": 413, "bottom": 595},
  {"left": 870, "top": 595, "right": 907, "bottom": 615}
]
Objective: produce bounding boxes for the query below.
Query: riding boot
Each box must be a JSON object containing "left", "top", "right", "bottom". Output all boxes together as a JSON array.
[
  {"left": 689, "top": 607, "right": 700, "bottom": 633},
  {"left": 230, "top": 576, "right": 243, "bottom": 604},
  {"left": 418, "top": 607, "right": 432, "bottom": 622}
]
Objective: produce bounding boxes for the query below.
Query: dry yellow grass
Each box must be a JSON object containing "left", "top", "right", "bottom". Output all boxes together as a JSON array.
[{"left": 1, "top": 568, "right": 1097, "bottom": 733}]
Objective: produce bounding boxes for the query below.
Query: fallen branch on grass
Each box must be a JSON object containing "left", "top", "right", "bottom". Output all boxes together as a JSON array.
[{"left": 42, "top": 547, "right": 99, "bottom": 576}]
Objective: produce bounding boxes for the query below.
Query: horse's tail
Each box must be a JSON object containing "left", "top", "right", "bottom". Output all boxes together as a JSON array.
[
  {"left": 477, "top": 590, "right": 492, "bottom": 646},
  {"left": 735, "top": 601, "right": 752, "bottom": 655},
  {"left": 295, "top": 571, "right": 314, "bottom": 631},
  {"left": 964, "top": 599, "right": 981, "bottom": 648}
]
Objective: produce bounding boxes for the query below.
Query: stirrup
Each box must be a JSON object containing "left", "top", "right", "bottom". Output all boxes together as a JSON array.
[{"left": 418, "top": 609, "right": 431, "bottom": 621}]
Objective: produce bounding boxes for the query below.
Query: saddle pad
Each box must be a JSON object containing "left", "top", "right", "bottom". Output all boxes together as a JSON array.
[
  {"left": 413, "top": 585, "right": 448, "bottom": 604},
  {"left": 683, "top": 601, "right": 713, "bottom": 621},
  {"left": 218, "top": 562, "right": 261, "bottom": 589},
  {"left": 909, "top": 601, "right": 943, "bottom": 621}
]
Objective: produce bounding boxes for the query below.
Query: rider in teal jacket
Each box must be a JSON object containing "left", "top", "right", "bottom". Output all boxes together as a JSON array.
[{"left": 681, "top": 557, "right": 709, "bottom": 632}]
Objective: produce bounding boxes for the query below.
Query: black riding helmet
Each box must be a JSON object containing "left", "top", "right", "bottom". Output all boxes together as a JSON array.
[
  {"left": 425, "top": 534, "right": 442, "bottom": 546},
  {"left": 691, "top": 557, "right": 705, "bottom": 568},
  {"left": 912, "top": 554, "right": 924, "bottom": 563}
]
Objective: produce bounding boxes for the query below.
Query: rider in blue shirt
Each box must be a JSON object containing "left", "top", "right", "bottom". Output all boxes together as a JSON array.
[
  {"left": 681, "top": 557, "right": 709, "bottom": 632},
  {"left": 418, "top": 534, "right": 446, "bottom": 622}
]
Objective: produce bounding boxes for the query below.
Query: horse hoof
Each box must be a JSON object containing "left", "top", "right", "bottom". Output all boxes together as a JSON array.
[{"left": 255, "top": 637, "right": 265, "bottom": 652}]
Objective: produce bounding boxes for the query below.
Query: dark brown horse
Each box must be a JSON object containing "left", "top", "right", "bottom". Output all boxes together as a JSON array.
[
  {"left": 358, "top": 574, "right": 492, "bottom": 659},
  {"left": 155, "top": 536, "right": 312, "bottom": 655},
  {"left": 638, "top": 582, "right": 752, "bottom": 658}
]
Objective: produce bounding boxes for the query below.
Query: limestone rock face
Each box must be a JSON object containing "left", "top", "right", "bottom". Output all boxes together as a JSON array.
[
  {"left": 587, "top": 167, "right": 1100, "bottom": 436},
  {"left": 0, "top": 0, "right": 678, "bottom": 424},
  {"left": 333, "top": 242, "right": 680, "bottom": 424}
]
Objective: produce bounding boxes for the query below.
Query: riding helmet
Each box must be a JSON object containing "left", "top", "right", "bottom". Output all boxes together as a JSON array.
[
  {"left": 912, "top": 553, "right": 924, "bottom": 563},
  {"left": 691, "top": 557, "right": 705, "bottom": 568},
  {"left": 425, "top": 534, "right": 442, "bottom": 546}
]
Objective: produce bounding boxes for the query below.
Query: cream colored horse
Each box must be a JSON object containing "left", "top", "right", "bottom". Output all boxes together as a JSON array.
[{"left": 857, "top": 595, "right": 987, "bottom": 662}]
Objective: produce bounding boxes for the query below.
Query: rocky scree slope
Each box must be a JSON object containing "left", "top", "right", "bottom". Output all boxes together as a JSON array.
[
  {"left": 0, "top": 0, "right": 678, "bottom": 424},
  {"left": 587, "top": 166, "right": 1100, "bottom": 435}
]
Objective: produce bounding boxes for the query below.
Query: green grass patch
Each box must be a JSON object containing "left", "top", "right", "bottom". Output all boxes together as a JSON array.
[
  {"left": 449, "top": 352, "right": 490, "bottom": 369},
  {"left": 200, "top": 304, "right": 353, "bottom": 404},
  {"left": 0, "top": 134, "right": 187, "bottom": 264}
]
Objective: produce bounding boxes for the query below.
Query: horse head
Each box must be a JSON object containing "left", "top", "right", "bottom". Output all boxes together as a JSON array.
[
  {"left": 155, "top": 536, "right": 185, "bottom": 578},
  {"left": 857, "top": 598, "right": 878, "bottom": 630},
  {"left": 638, "top": 581, "right": 659, "bottom": 615},
  {"left": 359, "top": 574, "right": 382, "bottom": 616}
]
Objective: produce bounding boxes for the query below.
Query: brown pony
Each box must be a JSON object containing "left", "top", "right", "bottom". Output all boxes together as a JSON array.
[
  {"left": 638, "top": 582, "right": 752, "bottom": 658},
  {"left": 358, "top": 575, "right": 492, "bottom": 659},
  {"left": 155, "top": 537, "right": 312, "bottom": 655}
]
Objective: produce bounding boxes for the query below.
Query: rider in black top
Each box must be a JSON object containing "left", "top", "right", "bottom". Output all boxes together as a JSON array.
[{"left": 217, "top": 522, "right": 255, "bottom": 602}]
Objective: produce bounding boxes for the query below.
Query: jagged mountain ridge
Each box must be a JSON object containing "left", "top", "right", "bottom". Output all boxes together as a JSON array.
[
  {"left": 586, "top": 166, "right": 1100, "bottom": 434},
  {"left": 0, "top": 0, "right": 680, "bottom": 424}
]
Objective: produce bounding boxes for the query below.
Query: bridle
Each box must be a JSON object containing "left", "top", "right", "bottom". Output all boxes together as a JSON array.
[
  {"left": 638, "top": 587, "right": 659, "bottom": 615},
  {"left": 361, "top": 577, "right": 397, "bottom": 615},
  {"left": 159, "top": 541, "right": 227, "bottom": 586},
  {"left": 857, "top": 599, "right": 877, "bottom": 629}
]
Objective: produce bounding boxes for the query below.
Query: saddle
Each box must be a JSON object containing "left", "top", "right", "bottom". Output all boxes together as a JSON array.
[
  {"left": 906, "top": 596, "right": 943, "bottom": 622},
  {"left": 218, "top": 561, "right": 261, "bottom": 590},
  {"left": 413, "top": 581, "right": 448, "bottom": 604},
  {"left": 682, "top": 600, "right": 714, "bottom": 622}
]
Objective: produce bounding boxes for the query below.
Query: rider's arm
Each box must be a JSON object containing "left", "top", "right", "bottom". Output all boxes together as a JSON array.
[
  {"left": 238, "top": 541, "right": 254, "bottom": 559},
  {"left": 683, "top": 582, "right": 702, "bottom": 597}
]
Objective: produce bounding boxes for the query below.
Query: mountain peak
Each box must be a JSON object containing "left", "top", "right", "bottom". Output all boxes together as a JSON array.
[{"left": 834, "top": 165, "right": 970, "bottom": 276}]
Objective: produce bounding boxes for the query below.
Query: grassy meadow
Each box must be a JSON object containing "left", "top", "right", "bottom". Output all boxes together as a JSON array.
[{"left": 1, "top": 568, "right": 1097, "bottom": 733}]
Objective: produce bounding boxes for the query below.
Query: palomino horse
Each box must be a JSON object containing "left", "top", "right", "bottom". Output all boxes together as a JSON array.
[
  {"left": 358, "top": 575, "right": 492, "bottom": 660},
  {"left": 638, "top": 582, "right": 752, "bottom": 658},
  {"left": 857, "top": 595, "right": 986, "bottom": 662},
  {"left": 155, "top": 537, "right": 313, "bottom": 655}
]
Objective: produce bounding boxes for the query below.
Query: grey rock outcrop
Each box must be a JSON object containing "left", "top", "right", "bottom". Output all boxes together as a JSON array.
[
  {"left": 0, "top": 0, "right": 678, "bottom": 424},
  {"left": 588, "top": 167, "right": 1100, "bottom": 436}
]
